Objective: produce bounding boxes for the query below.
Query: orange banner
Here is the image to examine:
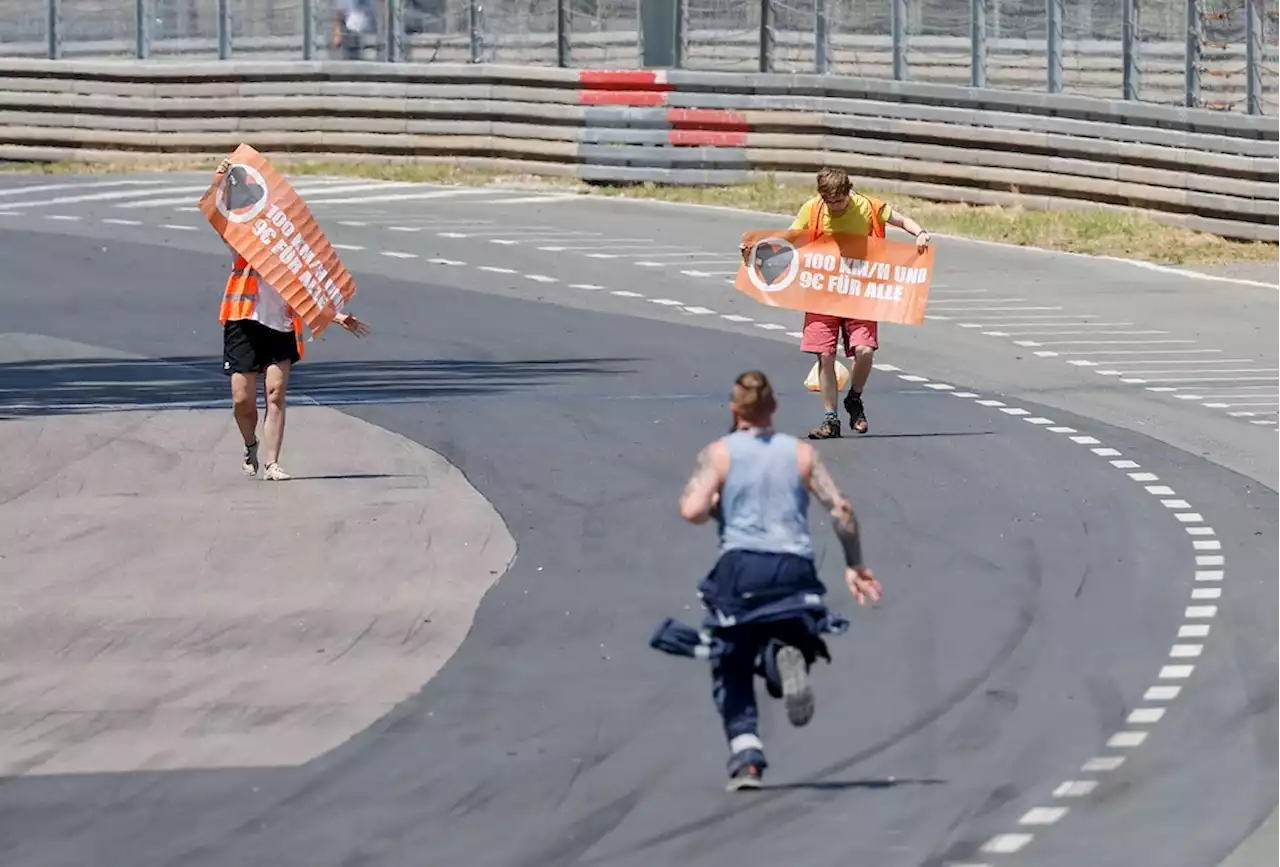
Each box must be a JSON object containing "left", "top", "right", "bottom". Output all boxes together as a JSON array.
[
  {"left": 199, "top": 144, "right": 357, "bottom": 338},
  {"left": 734, "top": 229, "right": 935, "bottom": 325}
]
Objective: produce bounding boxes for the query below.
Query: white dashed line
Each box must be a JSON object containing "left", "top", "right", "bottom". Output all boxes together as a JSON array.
[
  {"left": 611, "top": 290, "right": 643, "bottom": 298},
  {"left": 100, "top": 218, "right": 142, "bottom": 226},
  {"left": 161, "top": 224, "right": 197, "bottom": 231},
  {"left": 683, "top": 306, "right": 715, "bottom": 314},
  {"left": 570, "top": 283, "right": 602, "bottom": 290},
  {"left": 1082, "top": 756, "right": 1126, "bottom": 772},
  {"left": 428, "top": 257, "right": 464, "bottom": 265},
  {"left": 1019, "top": 807, "right": 1069, "bottom": 826},
  {"left": 1127, "top": 708, "right": 1167, "bottom": 723},
  {"left": 1070, "top": 435, "right": 1101, "bottom": 444},
  {"left": 1145, "top": 685, "right": 1183, "bottom": 700},
  {"left": 479, "top": 266, "right": 516, "bottom": 274},
  {"left": 526, "top": 274, "right": 558, "bottom": 283},
  {"left": 1107, "top": 731, "right": 1148, "bottom": 748},
  {"left": 381, "top": 251, "right": 417, "bottom": 259},
  {"left": 1054, "top": 780, "right": 1098, "bottom": 797},
  {"left": 45, "top": 214, "right": 81, "bottom": 221},
  {"left": 332, "top": 243, "right": 365, "bottom": 251},
  {"left": 721, "top": 314, "right": 753, "bottom": 322},
  {"left": 980, "top": 834, "right": 1034, "bottom": 854},
  {"left": 754, "top": 323, "right": 786, "bottom": 331}
]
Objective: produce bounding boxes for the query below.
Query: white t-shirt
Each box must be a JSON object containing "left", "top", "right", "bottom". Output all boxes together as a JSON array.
[{"left": 249, "top": 273, "right": 295, "bottom": 334}]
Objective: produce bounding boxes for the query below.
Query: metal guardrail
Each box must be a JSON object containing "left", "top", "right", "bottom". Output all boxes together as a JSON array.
[
  {"left": 5, "top": 0, "right": 1278, "bottom": 114},
  {"left": 0, "top": 59, "right": 1274, "bottom": 241}
]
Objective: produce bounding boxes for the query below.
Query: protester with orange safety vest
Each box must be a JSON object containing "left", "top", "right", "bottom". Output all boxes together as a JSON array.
[
  {"left": 743, "top": 167, "right": 932, "bottom": 439},
  {"left": 215, "top": 158, "right": 370, "bottom": 481}
]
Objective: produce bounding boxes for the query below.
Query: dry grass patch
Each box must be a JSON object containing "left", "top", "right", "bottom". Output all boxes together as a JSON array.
[{"left": 3, "top": 160, "right": 1272, "bottom": 266}]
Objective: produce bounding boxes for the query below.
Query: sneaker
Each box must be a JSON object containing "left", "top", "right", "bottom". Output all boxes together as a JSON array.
[
  {"left": 807, "top": 416, "right": 842, "bottom": 440},
  {"left": 262, "top": 462, "right": 292, "bottom": 481},
  {"left": 242, "top": 440, "right": 259, "bottom": 477},
  {"left": 844, "top": 390, "right": 868, "bottom": 434},
  {"left": 726, "top": 763, "right": 763, "bottom": 791},
  {"left": 776, "top": 645, "right": 814, "bottom": 727}
]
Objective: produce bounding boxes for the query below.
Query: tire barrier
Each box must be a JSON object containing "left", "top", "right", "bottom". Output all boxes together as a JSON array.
[{"left": 0, "top": 59, "right": 1274, "bottom": 241}]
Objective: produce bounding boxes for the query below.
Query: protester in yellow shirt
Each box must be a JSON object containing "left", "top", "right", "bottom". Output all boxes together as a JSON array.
[{"left": 788, "top": 167, "right": 931, "bottom": 439}]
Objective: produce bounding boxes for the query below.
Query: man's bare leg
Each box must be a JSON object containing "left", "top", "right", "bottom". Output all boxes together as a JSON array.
[
  {"left": 817, "top": 352, "right": 839, "bottom": 413},
  {"left": 230, "top": 372, "right": 260, "bottom": 475},
  {"left": 850, "top": 345, "right": 874, "bottom": 393},
  {"left": 845, "top": 345, "right": 875, "bottom": 434},
  {"left": 261, "top": 360, "right": 291, "bottom": 479}
]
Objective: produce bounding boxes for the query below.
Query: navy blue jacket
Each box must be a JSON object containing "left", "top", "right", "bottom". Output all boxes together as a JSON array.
[{"left": 649, "top": 549, "right": 849, "bottom": 664}]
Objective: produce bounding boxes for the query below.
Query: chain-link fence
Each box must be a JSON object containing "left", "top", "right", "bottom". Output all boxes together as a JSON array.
[{"left": 2, "top": 0, "right": 1275, "bottom": 112}]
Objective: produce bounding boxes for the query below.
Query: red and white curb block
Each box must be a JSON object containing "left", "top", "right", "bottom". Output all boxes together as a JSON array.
[{"left": 863, "top": 361, "right": 1225, "bottom": 865}]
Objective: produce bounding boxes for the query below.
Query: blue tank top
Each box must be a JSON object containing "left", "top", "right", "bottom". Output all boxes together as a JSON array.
[{"left": 717, "top": 429, "right": 814, "bottom": 559}]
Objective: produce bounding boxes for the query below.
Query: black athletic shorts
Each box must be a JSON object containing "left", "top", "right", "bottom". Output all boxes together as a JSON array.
[{"left": 222, "top": 320, "right": 299, "bottom": 375}]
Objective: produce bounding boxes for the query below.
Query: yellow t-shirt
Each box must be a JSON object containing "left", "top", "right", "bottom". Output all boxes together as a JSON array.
[{"left": 790, "top": 194, "right": 892, "bottom": 236}]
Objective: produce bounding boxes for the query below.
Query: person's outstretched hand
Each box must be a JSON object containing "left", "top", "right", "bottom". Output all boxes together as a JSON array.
[
  {"left": 336, "top": 313, "right": 371, "bottom": 338},
  {"left": 845, "top": 565, "right": 882, "bottom": 606}
]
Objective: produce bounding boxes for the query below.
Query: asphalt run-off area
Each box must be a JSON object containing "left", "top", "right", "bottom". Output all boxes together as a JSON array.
[{"left": 0, "top": 172, "right": 1275, "bottom": 867}]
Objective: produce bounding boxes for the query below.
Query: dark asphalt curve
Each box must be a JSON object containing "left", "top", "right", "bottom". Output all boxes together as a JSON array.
[{"left": 0, "top": 229, "right": 1273, "bottom": 867}]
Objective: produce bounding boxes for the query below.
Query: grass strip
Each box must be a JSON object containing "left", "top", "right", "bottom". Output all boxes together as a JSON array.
[{"left": 3, "top": 158, "right": 1274, "bottom": 266}]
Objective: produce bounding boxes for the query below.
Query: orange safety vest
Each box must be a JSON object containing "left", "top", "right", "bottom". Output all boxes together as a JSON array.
[
  {"left": 219, "top": 255, "right": 305, "bottom": 360},
  {"left": 807, "top": 193, "right": 887, "bottom": 242}
]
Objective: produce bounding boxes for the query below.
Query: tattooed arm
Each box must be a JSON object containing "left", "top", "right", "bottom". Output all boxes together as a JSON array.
[
  {"left": 805, "top": 447, "right": 863, "bottom": 567},
  {"left": 679, "top": 441, "right": 728, "bottom": 524},
  {"left": 800, "top": 443, "right": 883, "bottom": 605}
]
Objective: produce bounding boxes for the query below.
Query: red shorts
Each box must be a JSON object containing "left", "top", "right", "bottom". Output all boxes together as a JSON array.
[{"left": 800, "top": 312, "right": 879, "bottom": 356}]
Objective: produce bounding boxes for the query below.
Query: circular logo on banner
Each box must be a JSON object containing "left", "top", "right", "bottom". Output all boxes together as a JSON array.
[
  {"left": 746, "top": 237, "right": 798, "bottom": 294},
  {"left": 215, "top": 164, "right": 269, "bottom": 224}
]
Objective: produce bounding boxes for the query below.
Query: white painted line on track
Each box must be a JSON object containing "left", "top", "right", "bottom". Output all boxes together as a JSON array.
[
  {"left": 100, "top": 218, "right": 141, "bottom": 226},
  {"left": 310, "top": 188, "right": 499, "bottom": 205},
  {"left": 1082, "top": 756, "right": 1125, "bottom": 772},
  {"left": 980, "top": 834, "right": 1033, "bottom": 854},
  {"left": 381, "top": 251, "right": 417, "bottom": 259},
  {"left": 331, "top": 243, "right": 365, "bottom": 251},
  {"left": 0, "top": 183, "right": 209, "bottom": 209},
  {"left": 161, "top": 223, "right": 197, "bottom": 231},
  {"left": 0, "top": 179, "right": 168, "bottom": 198},
  {"left": 1054, "top": 781, "right": 1098, "bottom": 797},
  {"left": 525, "top": 274, "right": 558, "bottom": 283},
  {"left": 1019, "top": 807, "right": 1069, "bottom": 826}
]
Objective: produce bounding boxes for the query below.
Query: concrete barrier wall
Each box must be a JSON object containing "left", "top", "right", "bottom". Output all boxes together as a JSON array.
[{"left": 0, "top": 59, "right": 1274, "bottom": 241}]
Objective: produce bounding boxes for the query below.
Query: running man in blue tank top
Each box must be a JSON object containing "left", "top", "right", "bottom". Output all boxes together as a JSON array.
[{"left": 674, "top": 370, "right": 881, "bottom": 790}]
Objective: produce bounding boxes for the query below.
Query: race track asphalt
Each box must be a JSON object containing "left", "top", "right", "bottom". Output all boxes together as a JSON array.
[{"left": 0, "top": 175, "right": 1274, "bottom": 867}]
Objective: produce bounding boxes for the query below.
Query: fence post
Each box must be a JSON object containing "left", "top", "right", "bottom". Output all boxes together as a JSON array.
[
  {"left": 970, "top": 0, "right": 986, "bottom": 87},
  {"left": 815, "top": 0, "right": 829, "bottom": 74},
  {"left": 135, "top": 0, "right": 151, "bottom": 59},
  {"left": 217, "top": 0, "right": 231, "bottom": 59},
  {"left": 469, "top": 0, "right": 483, "bottom": 63},
  {"left": 556, "top": 0, "right": 570, "bottom": 67},
  {"left": 1246, "top": 0, "right": 1262, "bottom": 114},
  {"left": 47, "top": 0, "right": 61, "bottom": 59},
  {"left": 892, "top": 0, "right": 907, "bottom": 80},
  {"left": 1122, "top": 0, "right": 1140, "bottom": 99},
  {"left": 676, "top": 0, "right": 686, "bottom": 68},
  {"left": 759, "top": 0, "right": 774, "bottom": 73},
  {"left": 1046, "top": 0, "right": 1062, "bottom": 93},
  {"left": 386, "top": 0, "right": 402, "bottom": 61},
  {"left": 302, "top": 0, "right": 313, "bottom": 59},
  {"left": 1185, "top": 0, "right": 1201, "bottom": 107}
]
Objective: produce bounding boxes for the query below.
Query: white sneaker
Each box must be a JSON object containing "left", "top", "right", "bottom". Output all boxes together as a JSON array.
[
  {"left": 262, "top": 462, "right": 291, "bottom": 481},
  {"left": 242, "top": 441, "right": 259, "bottom": 477}
]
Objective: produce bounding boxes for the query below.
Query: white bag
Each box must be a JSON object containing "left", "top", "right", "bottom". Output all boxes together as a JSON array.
[{"left": 804, "top": 358, "right": 851, "bottom": 393}]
